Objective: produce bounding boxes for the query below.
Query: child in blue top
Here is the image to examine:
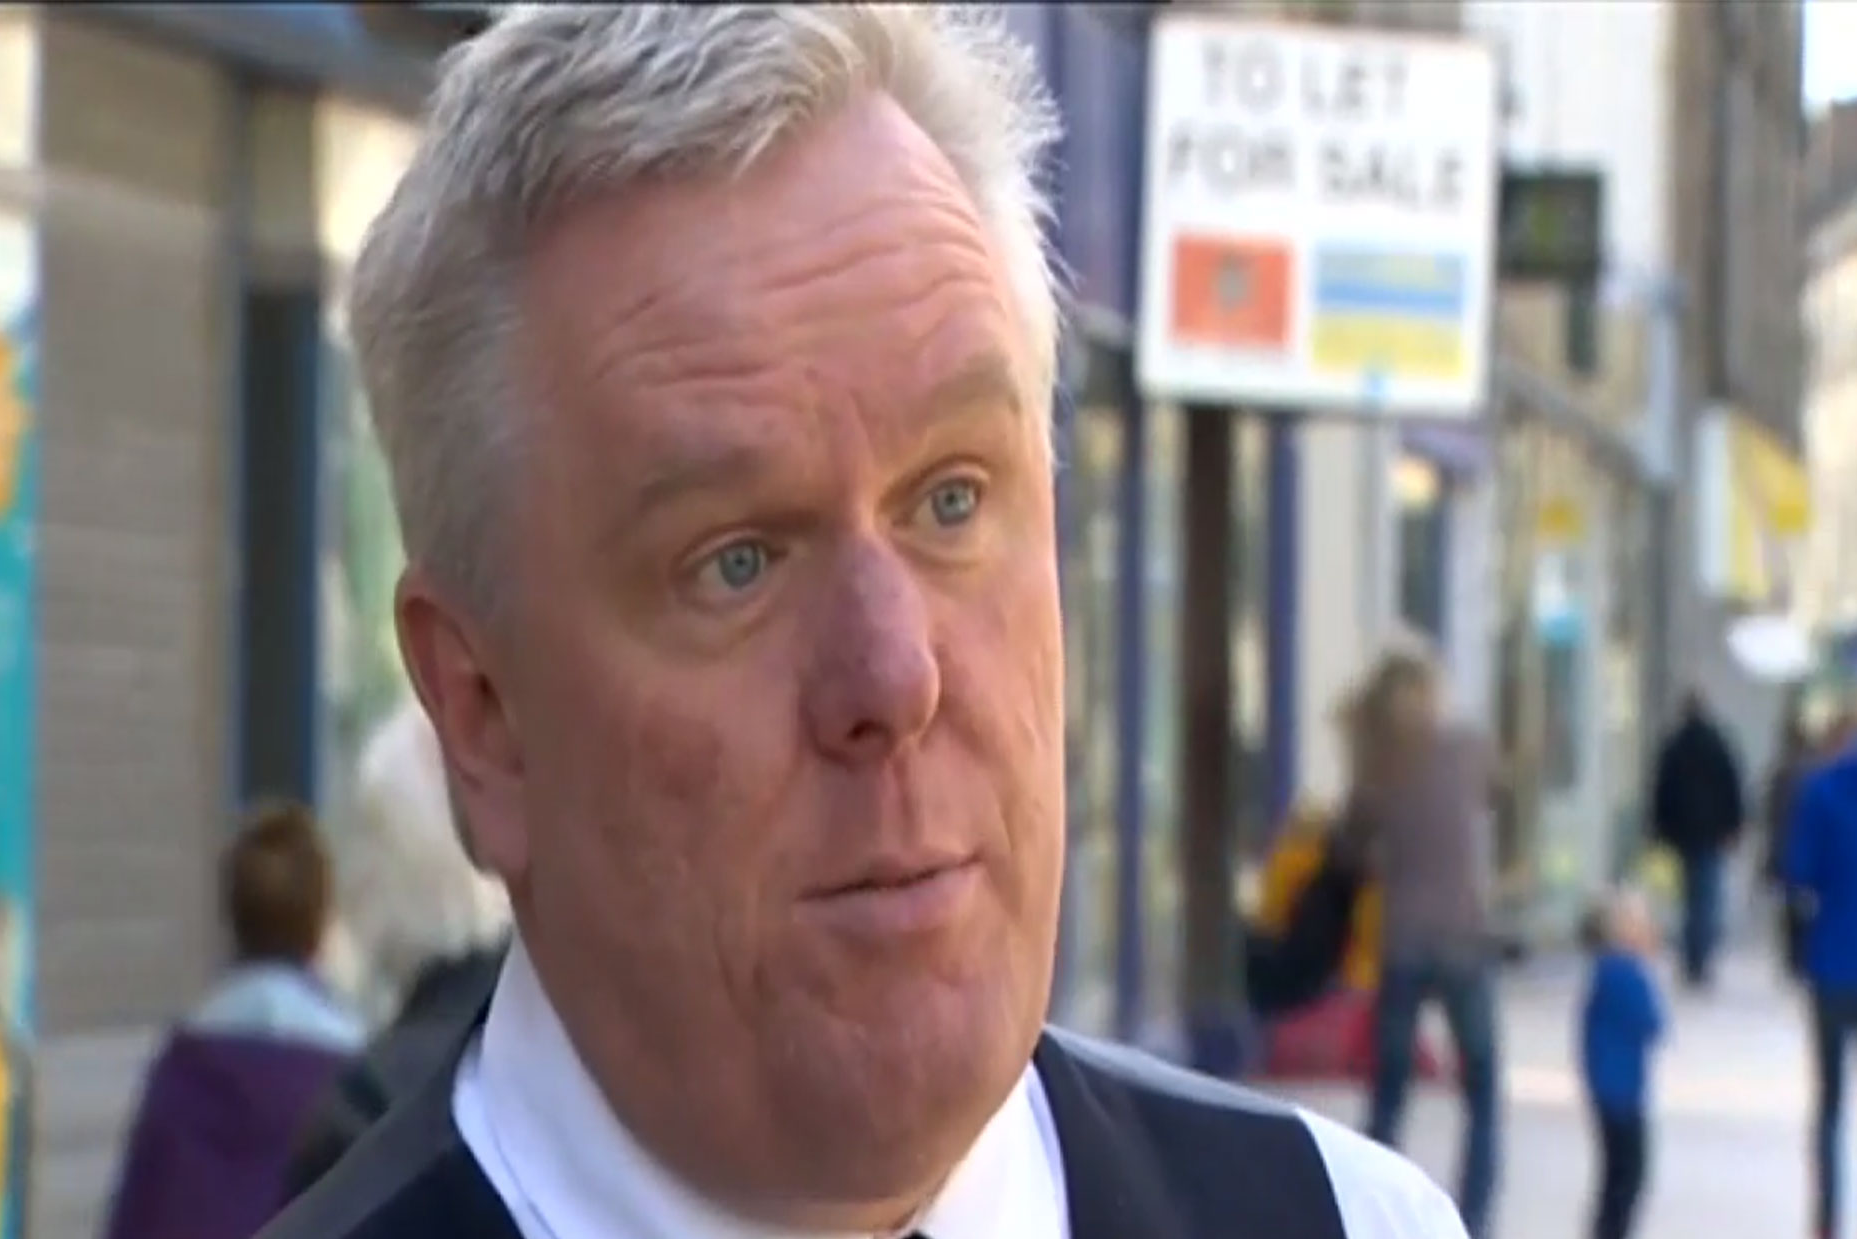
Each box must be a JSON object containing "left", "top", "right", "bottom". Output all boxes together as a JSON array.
[{"left": 1579, "top": 887, "right": 1666, "bottom": 1239}]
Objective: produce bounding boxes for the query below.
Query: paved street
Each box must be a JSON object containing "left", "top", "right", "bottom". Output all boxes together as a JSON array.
[{"left": 1276, "top": 948, "right": 1814, "bottom": 1239}]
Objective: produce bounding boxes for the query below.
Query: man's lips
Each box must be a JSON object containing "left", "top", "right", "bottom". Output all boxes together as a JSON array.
[
  {"left": 806, "top": 852, "right": 977, "bottom": 899},
  {"left": 800, "top": 854, "right": 982, "bottom": 937}
]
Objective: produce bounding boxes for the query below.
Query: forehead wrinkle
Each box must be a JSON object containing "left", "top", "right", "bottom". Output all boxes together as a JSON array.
[
  {"left": 578, "top": 188, "right": 1001, "bottom": 397},
  {"left": 730, "top": 177, "right": 993, "bottom": 296}
]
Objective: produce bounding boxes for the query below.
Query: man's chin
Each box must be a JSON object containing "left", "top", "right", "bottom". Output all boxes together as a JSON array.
[
  {"left": 769, "top": 924, "right": 1050, "bottom": 1124},
  {"left": 767, "top": 992, "right": 1030, "bottom": 1204}
]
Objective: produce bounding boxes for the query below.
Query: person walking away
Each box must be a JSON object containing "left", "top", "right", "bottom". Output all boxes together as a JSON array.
[
  {"left": 283, "top": 699, "right": 511, "bottom": 1200},
  {"left": 101, "top": 803, "right": 364, "bottom": 1239},
  {"left": 1342, "top": 650, "right": 1502, "bottom": 1238},
  {"left": 1786, "top": 725, "right": 1857, "bottom": 1239},
  {"left": 1651, "top": 691, "right": 1746, "bottom": 990},
  {"left": 1767, "top": 707, "right": 1815, "bottom": 885},
  {"left": 1580, "top": 888, "right": 1666, "bottom": 1239},
  {"left": 1768, "top": 708, "right": 1819, "bottom": 979}
]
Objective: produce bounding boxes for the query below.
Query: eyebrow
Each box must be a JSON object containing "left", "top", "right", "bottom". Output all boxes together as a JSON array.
[
  {"left": 916, "top": 349, "right": 1025, "bottom": 427},
  {"left": 626, "top": 439, "right": 773, "bottom": 526},
  {"left": 625, "top": 349, "right": 1026, "bottom": 522}
]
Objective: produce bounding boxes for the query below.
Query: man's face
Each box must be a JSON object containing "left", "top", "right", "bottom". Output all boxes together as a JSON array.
[{"left": 413, "top": 94, "right": 1065, "bottom": 1222}]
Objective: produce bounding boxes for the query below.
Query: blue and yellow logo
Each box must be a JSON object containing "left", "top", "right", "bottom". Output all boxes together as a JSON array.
[{"left": 1309, "top": 248, "right": 1469, "bottom": 383}]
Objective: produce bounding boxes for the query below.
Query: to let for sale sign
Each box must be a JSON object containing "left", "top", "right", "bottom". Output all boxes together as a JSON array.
[{"left": 1136, "top": 16, "right": 1500, "bottom": 419}]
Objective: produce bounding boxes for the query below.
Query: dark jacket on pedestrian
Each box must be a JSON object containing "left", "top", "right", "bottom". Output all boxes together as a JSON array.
[
  {"left": 101, "top": 965, "right": 364, "bottom": 1239},
  {"left": 283, "top": 944, "right": 505, "bottom": 1202},
  {"left": 1766, "top": 750, "right": 1812, "bottom": 884},
  {"left": 1652, "top": 712, "right": 1745, "bottom": 857},
  {"left": 1246, "top": 838, "right": 1367, "bottom": 1018}
]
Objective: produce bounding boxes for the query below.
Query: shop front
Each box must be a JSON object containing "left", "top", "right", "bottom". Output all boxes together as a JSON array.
[
  {"left": 1695, "top": 407, "right": 1814, "bottom": 613},
  {"left": 298, "top": 99, "right": 424, "bottom": 868},
  {"left": 1693, "top": 405, "right": 1814, "bottom": 771},
  {"left": 1396, "top": 422, "right": 1499, "bottom": 726},
  {"left": 0, "top": 7, "right": 462, "bottom": 1234},
  {"left": 1015, "top": 6, "right": 1287, "bottom": 1060},
  {"left": 1395, "top": 451, "right": 1450, "bottom": 646},
  {"left": 1005, "top": 7, "right": 1237, "bottom": 1058},
  {"left": 1006, "top": 4, "right": 1156, "bottom": 1042},
  {"left": 1490, "top": 395, "right": 1656, "bottom": 941}
]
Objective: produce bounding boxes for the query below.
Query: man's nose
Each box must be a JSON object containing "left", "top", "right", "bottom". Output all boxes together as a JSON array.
[{"left": 802, "top": 541, "right": 941, "bottom": 764}]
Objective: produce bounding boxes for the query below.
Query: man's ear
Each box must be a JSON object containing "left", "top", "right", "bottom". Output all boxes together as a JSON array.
[{"left": 395, "top": 568, "right": 529, "bottom": 881}]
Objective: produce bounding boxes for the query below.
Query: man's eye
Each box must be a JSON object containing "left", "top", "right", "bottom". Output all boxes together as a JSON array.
[
  {"left": 699, "top": 539, "right": 772, "bottom": 593},
  {"left": 923, "top": 478, "right": 982, "bottom": 529}
]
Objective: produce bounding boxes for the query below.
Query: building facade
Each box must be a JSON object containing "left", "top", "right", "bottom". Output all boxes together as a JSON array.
[
  {"left": 1464, "top": 0, "right": 1807, "bottom": 938},
  {"left": 0, "top": 6, "right": 465, "bottom": 1232},
  {"left": 1800, "top": 104, "right": 1857, "bottom": 650},
  {"left": 1665, "top": 0, "right": 1807, "bottom": 781},
  {"left": 1101, "top": 0, "right": 1509, "bottom": 1070}
]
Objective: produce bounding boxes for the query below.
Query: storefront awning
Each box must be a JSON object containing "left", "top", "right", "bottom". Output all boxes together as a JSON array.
[
  {"left": 1696, "top": 406, "right": 1812, "bottom": 606},
  {"left": 1399, "top": 422, "right": 1488, "bottom": 475}
]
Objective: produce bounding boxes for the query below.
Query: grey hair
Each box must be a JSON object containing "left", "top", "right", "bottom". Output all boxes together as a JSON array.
[
  {"left": 348, "top": 4, "right": 1065, "bottom": 614},
  {"left": 337, "top": 697, "right": 511, "bottom": 1023}
]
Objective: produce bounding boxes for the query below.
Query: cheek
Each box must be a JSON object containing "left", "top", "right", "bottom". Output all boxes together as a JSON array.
[
  {"left": 628, "top": 690, "right": 728, "bottom": 811},
  {"left": 941, "top": 522, "right": 1065, "bottom": 845},
  {"left": 983, "top": 494, "right": 1065, "bottom": 759},
  {"left": 527, "top": 625, "right": 809, "bottom": 906}
]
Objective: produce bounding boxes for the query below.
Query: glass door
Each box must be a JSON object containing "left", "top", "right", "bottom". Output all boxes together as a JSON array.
[{"left": 1057, "top": 399, "right": 1124, "bottom": 1037}]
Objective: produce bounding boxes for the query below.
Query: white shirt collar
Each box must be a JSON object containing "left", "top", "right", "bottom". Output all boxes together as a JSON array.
[{"left": 454, "top": 937, "right": 1069, "bottom": 1239}]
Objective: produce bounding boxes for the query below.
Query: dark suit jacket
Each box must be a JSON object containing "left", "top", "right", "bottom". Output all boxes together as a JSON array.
[
  {"left": 259, "top": 1019, "right": 1371, "bottom": 1239},
  {"left": 284, "top": 947, "right": 505, "bottom": 1203}
]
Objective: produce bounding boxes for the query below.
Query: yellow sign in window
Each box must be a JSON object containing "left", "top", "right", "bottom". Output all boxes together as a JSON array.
[{"left": 1310, "top": 314, "right": 1467, "bottom": 383}]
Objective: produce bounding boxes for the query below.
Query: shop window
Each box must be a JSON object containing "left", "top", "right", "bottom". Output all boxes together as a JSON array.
[
  {"left": 238, "top": 288, "right": 324, "bottom": 804},
  {"left": 1600, "top": 482, "right": 1649, "bottom": 873},
  {"left": 0, "top": 11, "right": 35, "bottom": 174},
  {"left": 1140, "top": 403, "right": 1186, "bottom": 1047},
  {"left": 1229, "top": 417, "right": 1271, "bottom": 846},
  {"left": 1541, "top": 630, "right": 1583, "bottom": 793},
  {"left": 1058, "top": 400, "right": 1123, "bottom": 1037},
  {"left": 319, "top": 327, "right": 409, "bottom": 823},
  {"left": 312, "top": 99, "right": 420, "bottom": 833},
  {"left": 1396, "top": 456, "right": 1448, "bottom": 645}
]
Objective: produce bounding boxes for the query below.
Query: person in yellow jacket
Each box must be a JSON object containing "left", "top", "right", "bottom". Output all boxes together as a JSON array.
[{"left": 1257, "top": 801, "right": 1382, "bottom": 993}]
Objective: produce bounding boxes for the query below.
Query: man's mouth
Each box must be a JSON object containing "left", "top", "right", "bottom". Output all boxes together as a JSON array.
[
  {"left": 812, "top": 854, "right": 973, "bottom": 898},
  {"left": 801, "top": 855, "right": 982, "bottom": 937}
]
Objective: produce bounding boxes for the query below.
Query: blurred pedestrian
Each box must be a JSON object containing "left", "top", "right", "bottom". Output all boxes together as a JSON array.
[
  {"left": 1341, "top": 648, "right": 1502, "bottom": 1238},
  {"left": 1579, "top": 887, "right": 1666, "bottom": 1239},
  {"left": 101, "top": 802, "right": 363, "bottom": 1239},
  {"left": 282, "top": 699, "right": 510, "bottom": 1201},
  {"left": 1766, "top": 706, "right": 1816, "bottom": 888},
  {"left": 1767, "top": 705, "right": 1819, "bottom": 979},
  {"left": 328, "top": 698, "right": 509, "bottom": 1027},
  {"left": 1785, "top": 716, "right": 1857, "bottom": 1239},
  {"left": 1651, "top": 690, "right": 1746, "bottom": 990}
]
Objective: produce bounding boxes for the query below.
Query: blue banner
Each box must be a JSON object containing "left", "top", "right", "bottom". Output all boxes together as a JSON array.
[{"left": 0, "top": 213, "right": 37, "bottom": 1239}]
